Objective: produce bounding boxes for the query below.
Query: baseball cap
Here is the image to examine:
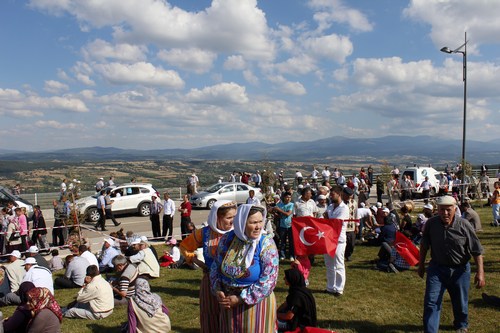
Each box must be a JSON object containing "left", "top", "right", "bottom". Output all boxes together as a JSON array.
[
  {"left": 382, "top": 208, "right": 390, "bottom": 214},
  {"left": 28, "top": 245, "right": 39, "bottom": 254},
  {"left": 317, "top": 194, "right": 327, "bottom": 200},
  {"left": 131, "top": 239, "right": 141, "bottom": 245},
  {"left": 9, "top": 250, "right": 21, "bottom": 259},
  {"left": 23, "top": 257, "right": 37, "bottom": 265},
  {"left": 140, "top": 236, "right": 148, "bottom": 243},
  {"left": 342, "top": 187, "right": 354, "bottom": 196}
]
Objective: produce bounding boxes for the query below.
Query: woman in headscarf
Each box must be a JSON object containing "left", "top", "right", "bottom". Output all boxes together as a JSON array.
[
  {"left": 277, "top": 268, "right": 317, "bottom": 332},
  {"left": 3, "top": 282, "right": 36, "bottom": 333},
  {"left": 210, "top": 204, "right": 279, "bottom": 333},
  {"left": 25, "top": 287, "right": 62, "bottom": 333},
  {"left": 179, "top": 200, "right": 237, "bottom": 333},
  {"left": 126, "top": 278, "right": 170, "bottom": 333}
]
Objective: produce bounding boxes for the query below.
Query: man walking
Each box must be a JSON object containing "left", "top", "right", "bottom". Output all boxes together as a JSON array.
[
  {"left": 418, "top": 196, "right": 485, "bottom": 333},
  {"left": 95, "top": 190, "right": 107, "bottom": 231}
]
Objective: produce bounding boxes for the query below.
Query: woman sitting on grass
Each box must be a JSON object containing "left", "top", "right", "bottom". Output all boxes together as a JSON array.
[
  {"left": 277, "top": 268, "right": 317, "bottom": 332},
  {"left": 124, "top": 278, "right": 171, "bottom": 333},
  {"left": 2, "top": 281, "right": 36, "bottom": 332}
]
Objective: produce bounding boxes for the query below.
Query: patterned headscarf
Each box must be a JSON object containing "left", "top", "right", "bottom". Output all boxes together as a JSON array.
[
  {"left": 26, "top": 287, "right": 63, "bottom": 323},
  {"left": 132, "top": 278, "right": 163, "bottom": 317},
  {"left": 207, "top": 200, "right": 237, "bottom": 234},
  {"left": 223, "top": 204, "right": 267, "bottom": 271}
]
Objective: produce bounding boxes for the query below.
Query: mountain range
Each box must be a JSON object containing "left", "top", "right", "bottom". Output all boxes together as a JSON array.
[{"left": 1, "top": 135, "right": 498, "bottom": 165}]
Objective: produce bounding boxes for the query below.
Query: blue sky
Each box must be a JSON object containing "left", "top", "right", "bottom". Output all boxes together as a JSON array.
[{"left": 1, "top": 0, "right": 499, "bottom": 151}]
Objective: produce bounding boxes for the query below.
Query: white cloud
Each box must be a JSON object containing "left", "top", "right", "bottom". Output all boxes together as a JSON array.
[
  {"left": 223, "top": 55, "right": 246, "bottom": 71},
  {"left": 30, "top": 0, "right": 276, "bottom": 60},
  {"left": 186, "top": 82, "right": 249, "bottom": 105},
  {"left": 157, "top": 48, "right": 216, "bottom": 74},
  {"left": 308, "top": 0, "right": 374, "bottom": 32},
  {"left": 275, "top": 55, "right": 317, "bottom": 75},
  {"left": 44, "top": 80, "right": 69, "bottom": 94},
  {"left": 268, "top": 75, "right": 306, "bottom": 96},
  {"left": 95, "top": 62, "right": 185, "bottom": 88},
  {"left": 302, "top": 34, "right": 353, "bottom": 64},
  {"left": 82, "top": 39, "right": 147, "bottom": 62},
  {"left": 243, "top": 70, "right": 259, "bottom": 85},
  {"left": 404, "top": 0, "right": 500, "bottom": 52},
  {"left": 35, "top": 120, "right": 79, "bottom": 129}
]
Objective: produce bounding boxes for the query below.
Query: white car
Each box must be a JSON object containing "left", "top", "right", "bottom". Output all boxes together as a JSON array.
[
  {"left": 0, "top": 186, "right": 34, "bottom": 219},
  {"left": 190, "top": 182, "right": 264, "bottom": 209},
  {"left": 76, "top": 183, "right": 160, "bottom": 223}
]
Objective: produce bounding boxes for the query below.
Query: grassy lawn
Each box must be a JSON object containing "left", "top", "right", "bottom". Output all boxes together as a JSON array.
[{"left": 2, "top": 206, "right": 499, "bottom": 333}]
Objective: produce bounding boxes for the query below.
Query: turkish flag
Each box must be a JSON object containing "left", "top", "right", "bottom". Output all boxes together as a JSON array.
[
  {"left": 394, "top": 231, "right": 420, "bottom": 266},
  {"left": 292, "top": 217, "right": 343, "bottom": 257}
]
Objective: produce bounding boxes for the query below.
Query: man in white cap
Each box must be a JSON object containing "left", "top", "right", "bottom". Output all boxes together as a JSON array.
[
  {"left": 98, "top": 238, "right": 120, "bottom": 273},
  {"left": 95, "top": 177, "right": 104, "bottom": 193},
  {"left": 3, "top": 250, "right": 25, "bottom": 293},
  {"left": 27, "top": 245, "right": 50, "bottom": 270},
  {"left": 128, "top": 238, "right": 160, "bottom": 279},
  {"left": 418, "top": 195, "right": 485, "bottom": 333},
  {"left": 22, "top": 257, "right": 54, "bottom": 294}
]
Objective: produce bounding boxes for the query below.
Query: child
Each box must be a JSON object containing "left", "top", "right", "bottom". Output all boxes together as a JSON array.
[
  {"left": 49, "top": 249, "right": 64, "bottom": 271},
  {"left": 159, "top": 239, "right": 181, "bottom": 268},
  {"left": 291, "top": 254, "right": 311, "bottom": 286}
]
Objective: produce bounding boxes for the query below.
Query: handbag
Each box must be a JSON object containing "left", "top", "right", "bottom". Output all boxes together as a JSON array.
[{"left": 9, "top": 231, "right": 21, "bottom": 241}]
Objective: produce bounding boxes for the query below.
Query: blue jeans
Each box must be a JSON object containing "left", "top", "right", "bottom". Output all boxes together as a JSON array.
[
  {"left": 423, "top": 261, "right": 470, "bottom": 333},
  {"left": 278, "top": 226, "right": 294, "bottom": 258}
]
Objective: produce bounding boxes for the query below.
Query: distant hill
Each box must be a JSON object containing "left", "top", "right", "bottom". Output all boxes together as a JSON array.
[{"left": 1, "top": 135, "right": 498, "bottom": 164}]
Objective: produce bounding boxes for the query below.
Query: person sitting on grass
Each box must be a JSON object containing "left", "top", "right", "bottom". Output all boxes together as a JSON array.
[
  {"left": 111, "top": 255, "right": 138, "bottom": 307},
  {"left": 122, "top": 278, "right": 171, "bottom": 333},
  {"left": 2, "top": 281, "right": 36, "bottom": 332},
  {"left": 48, "top": 249, "right": 64, "bottom": 272},
  {"left": 376, "top": 242, "right": 411, "bottom": 273},
  {"left": 63, "top": 265, "right": 114, "bottom": 320},
  {"left": 277, "top": 268, "right": 317, "bottom": 332},
  {"left": 127, "top": 238, "right": 160, "bottom": 279},
  {"left": 291, "top": 255, "right": 311, "bottom": 287},
  {"left": 159, "top": 239, "right": 181, "bottom": 268}
]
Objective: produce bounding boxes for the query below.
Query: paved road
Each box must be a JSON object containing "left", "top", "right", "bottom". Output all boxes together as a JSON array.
[{"left": 41, "top": 201, "right": 211, "bottom": 251}]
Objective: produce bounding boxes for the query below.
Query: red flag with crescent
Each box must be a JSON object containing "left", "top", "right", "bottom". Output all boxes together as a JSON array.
[
  {"left": 395, "top": 231, "right": 420, "bottom": 266},
  {"left": 292, "top": 217, "right": 343, "bottom": 257}
]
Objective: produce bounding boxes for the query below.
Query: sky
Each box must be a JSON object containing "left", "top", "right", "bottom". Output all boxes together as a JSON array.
[{"left": 1, "top": 0, "right": 500, "bottom": 151}]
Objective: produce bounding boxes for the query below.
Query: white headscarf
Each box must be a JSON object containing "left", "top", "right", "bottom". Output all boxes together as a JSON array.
[
  {"left": 207, "top": 200, "right": 237, "bottom": 234},
  {"left": 232, "top": 204, "right": 267, "bottom": 268}
]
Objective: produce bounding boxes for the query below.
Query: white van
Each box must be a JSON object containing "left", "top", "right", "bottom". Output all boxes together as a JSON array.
[{"left": 399, "top": 166, "right": 442, "bottom": 198}]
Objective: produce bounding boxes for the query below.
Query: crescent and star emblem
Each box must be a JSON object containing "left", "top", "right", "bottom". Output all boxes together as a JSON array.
[{"left": 299, "top": 226, "right": 325, "bottom": 246}]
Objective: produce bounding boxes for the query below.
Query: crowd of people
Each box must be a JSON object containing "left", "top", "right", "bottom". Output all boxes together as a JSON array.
[{"left": 0, "top": 163, "right": 498, "bottom": 333}]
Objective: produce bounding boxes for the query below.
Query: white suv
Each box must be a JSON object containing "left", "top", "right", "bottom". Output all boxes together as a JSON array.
[{"left": 76, "top": 183, "right": 160, "bottom": 223}]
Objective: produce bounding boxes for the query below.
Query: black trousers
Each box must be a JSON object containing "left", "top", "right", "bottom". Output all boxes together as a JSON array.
[
  {"left": 162, "top": 215, "right": 173, "bottom": 239},
  {"left": 95, "top": 209, "right": 106, "bottom": 230},
  {"left": 277, "top": 227, "right": 294, "bottom": 259},
  {"left": 345, "top": 231, "right": 356, "bottom": 259},
  {"left": 180, "top": 216, "right": 192, "bottom": 239},
  {"left": 54, "top": 277, "right": 81, "bottom": 289},
  {"left": 106, "top": 208, "right": 120, "bottom": 226},
  {"left": 150, "top": 214, "right": 161, "bottom": 238},
  {"left": 52, "top": 221, "right": 65, "bottom": 246}
]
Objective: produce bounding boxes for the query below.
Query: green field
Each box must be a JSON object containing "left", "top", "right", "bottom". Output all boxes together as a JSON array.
[{"left": 2, "top": 206, "right": 499, "bottom": 333}]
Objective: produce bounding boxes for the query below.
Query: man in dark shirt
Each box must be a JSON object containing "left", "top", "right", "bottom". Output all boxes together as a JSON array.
[{"left": 418, "top": 196, "right": 485, "bottom": 333}]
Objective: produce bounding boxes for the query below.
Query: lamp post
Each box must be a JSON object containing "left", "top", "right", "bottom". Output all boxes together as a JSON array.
[{"left": 441, "top": 31, "right": 467, "bottom": 203}]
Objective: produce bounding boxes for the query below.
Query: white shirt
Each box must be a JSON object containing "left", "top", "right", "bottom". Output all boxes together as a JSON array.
[
  {"left": 294, "top": 198, "right": 319, "bottom": 217},
  {"left": 60, "top": 182, "right": 67, "bottom": 192},
  {"left": 80, "top": 251, "right": 99, "bottom": 268},
  {"left": 337, "top": 175, "right": 346, "bottom": 185},
  {"left": 246, "top": 197, "right": 261, "bottom": 205},
  {"left": 326, "top": 201, "right": 349, "bottom": 243},
  {"left": 23, "top": 265, "right": 54, "bottom": 294},
  {"left": 311, "top": 169, "right": 319, "bottom": 179},
  {"left": 322, "top": 169, "right": 331, "bottom": 180},
  {"left": 170, "top": 246, "right": 180, "bottom": 262},
  {"left": 295, "top": 171, "right": 303, "bottom": 178},
  {"left": 163, "top": 198, "right": 176, "bottom": 216}
]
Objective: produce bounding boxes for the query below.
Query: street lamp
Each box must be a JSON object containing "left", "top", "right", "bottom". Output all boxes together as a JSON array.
[{"left": 441, "top": 31, "right": 467, "bottom": 203}]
